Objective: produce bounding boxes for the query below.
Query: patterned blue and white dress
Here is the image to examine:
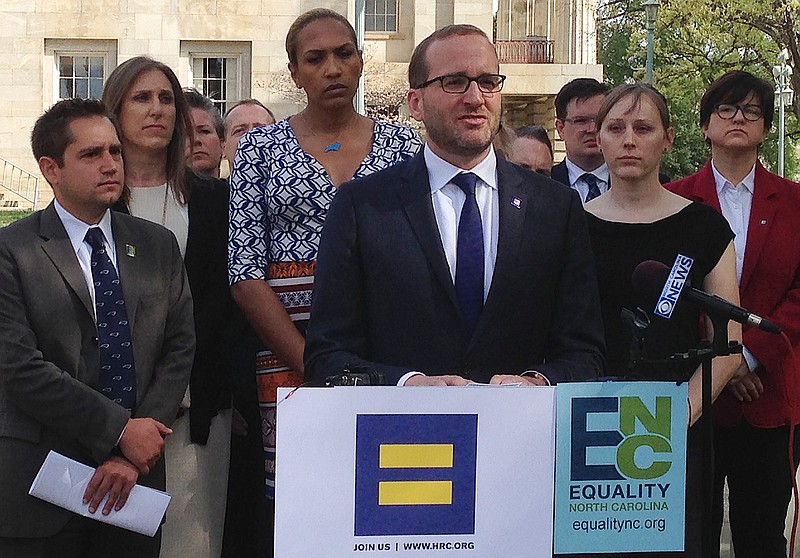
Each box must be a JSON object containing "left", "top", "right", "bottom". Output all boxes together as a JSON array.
[{"left": 228, "top": 118, "right": 422, "bottom": 497}]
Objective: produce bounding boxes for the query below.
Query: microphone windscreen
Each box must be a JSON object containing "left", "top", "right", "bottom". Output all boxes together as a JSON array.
[{"left": 631, "top": 260, "right": 672, "bottom": 303}]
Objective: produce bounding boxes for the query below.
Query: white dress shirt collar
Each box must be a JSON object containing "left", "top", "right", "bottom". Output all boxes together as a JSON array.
[
  {"left": 564, "top": 157, "right": 609, "bottom": 188},
  {"left": 53, "top": 200, "right": 116, "bottom": 262},
  {"left": 710, "top": 161, "right": 756, "bottom": 195},
  {"left": 424, "top": 144, "right": 498, "bottom": 193}
]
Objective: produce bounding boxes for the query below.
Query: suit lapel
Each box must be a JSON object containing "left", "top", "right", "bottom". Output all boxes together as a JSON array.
[
  {"left": 111, "top": 214, "right": 142, "bottom": 329},
  {"left": 469, "top": 161, "right": 527, "bottom": 345},
  {"left": 398, "top": 154, "right": 460, "bottom": 312},
  {"left": 741, "top": 163, "right": 779, "bottom": 291},
  {"left": 39, "top": 204, "right": 94, "bottom": 318},
  {"left": 689, "top": 162, "right": 723, "bottom": 212}
]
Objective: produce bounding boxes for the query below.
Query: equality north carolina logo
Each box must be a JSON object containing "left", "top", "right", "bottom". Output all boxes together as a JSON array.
[
  {"left": 354, "top": 414, "right": 478, "bottom": 536},
  {"left": 571, "top": 396, "right": 673, "bottom": 481}
]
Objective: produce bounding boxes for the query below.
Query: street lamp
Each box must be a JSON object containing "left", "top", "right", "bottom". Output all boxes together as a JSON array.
[
  {"left": 643, "top": 0, "right": 660, "bottom": 84},
  {"left": 772, "top": 49, "right": 794, "bottom": 177}
]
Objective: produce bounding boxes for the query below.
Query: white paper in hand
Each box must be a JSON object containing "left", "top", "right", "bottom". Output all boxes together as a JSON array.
[{"left": 28, "top": 451, "right": 170, "bottom": 537}]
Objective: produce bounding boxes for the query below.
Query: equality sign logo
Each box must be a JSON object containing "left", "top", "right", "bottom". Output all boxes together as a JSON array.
[
  {"left": 354, "top": 414, "right": 478, "bottom": 537},
  {"left": 554, "top": 382, "right": 688, "bottom": 554}
]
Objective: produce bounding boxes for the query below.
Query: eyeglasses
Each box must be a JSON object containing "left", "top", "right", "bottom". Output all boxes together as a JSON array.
[
  {"left": 714, "top": 103, "right": 763, "bottom": 121},
  {"left": 415, "top": 73, "right": 506, "bottom": 94},
  {"left": 561, "top": 116, "right": 597, "bottom": 128}
]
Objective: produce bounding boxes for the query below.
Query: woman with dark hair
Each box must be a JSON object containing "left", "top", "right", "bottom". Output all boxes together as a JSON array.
[
  {"left": 227, "top": 8, "right": 421, "bottom": 503},
  {"left": 102, "top": 57, "right": 236, "bottom": 558},
  {"left": 582, "top": 83, "right": 743, "bottom": 558},
  {"left": 669, "top": 70, "right": 800, "bottom": 558}
]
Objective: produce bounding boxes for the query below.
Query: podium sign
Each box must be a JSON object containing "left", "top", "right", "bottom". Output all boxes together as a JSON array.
[
  {"left": 553, "top": 382, "right": 688, "bottom": 554},
  {"left": 275, "top": 386, "right": 556, "bottom": 557}
]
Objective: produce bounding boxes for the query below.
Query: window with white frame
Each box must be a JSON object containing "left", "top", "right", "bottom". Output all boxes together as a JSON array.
[
  {"left": 45, "top": 39, "right": 116, "bottom": 102},
  {"left": 182, "top": 42, "right": 252, "bottom": 115},
  {"left": 366, "top": 0, "right": 398, "bottom": 33}
]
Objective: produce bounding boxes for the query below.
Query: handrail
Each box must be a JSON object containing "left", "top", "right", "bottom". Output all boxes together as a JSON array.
[
  {"left": 495, "top": 39, "right": 554, "bottom": 64},
  {"left": 0, "top": 157, "right": 39, "bottom": 210}
]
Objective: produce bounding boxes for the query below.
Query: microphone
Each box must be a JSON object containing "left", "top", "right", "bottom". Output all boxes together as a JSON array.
[{"left": 632, "top": 260, "right": 781, "bottom": 335}]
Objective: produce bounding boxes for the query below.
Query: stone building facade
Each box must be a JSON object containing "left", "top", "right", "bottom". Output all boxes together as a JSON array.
[{"left": 1, "top": 0, "right": 601, "bottom": 208}]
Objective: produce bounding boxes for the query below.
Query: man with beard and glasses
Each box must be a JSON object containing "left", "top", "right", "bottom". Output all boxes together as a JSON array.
[{"left": 304, "top": 24, "right": 604, "bottom": 387}]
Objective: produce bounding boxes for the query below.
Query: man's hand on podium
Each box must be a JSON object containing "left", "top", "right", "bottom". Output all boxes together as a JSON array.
[{"left": 404, "top": 374, "right": 471, "bottom": 386}]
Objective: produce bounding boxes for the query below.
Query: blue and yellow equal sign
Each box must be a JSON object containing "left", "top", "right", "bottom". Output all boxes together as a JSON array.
[{"left": 378, "top": 444, "right": 453, "bottom": 505}]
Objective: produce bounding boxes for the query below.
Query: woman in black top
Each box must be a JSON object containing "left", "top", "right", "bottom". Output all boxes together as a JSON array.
[{"left": 583, "top": 84, "right": 743, "bottom": 558}]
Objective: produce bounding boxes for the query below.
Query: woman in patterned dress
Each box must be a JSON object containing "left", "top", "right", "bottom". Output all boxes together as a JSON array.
[{"left": 227, "top": 8, "right": 422, "bottom": 504}]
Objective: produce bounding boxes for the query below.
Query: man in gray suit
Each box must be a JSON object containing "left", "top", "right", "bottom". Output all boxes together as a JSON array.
[{"left": 0, "top": 99, "right": 195, "bottom": 557}]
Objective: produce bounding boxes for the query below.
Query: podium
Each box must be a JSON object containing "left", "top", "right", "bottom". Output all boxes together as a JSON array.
[
  {"left": 274, "top": 383, "right": 687, "bottom": 556},
  {"left": 275, "top": 386, "right": 556, "bottom": 557}
]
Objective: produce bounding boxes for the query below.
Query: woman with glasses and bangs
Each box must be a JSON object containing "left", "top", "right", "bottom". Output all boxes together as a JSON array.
[
  {"left": 669, "top": 70, "right": 800, "bottom": 558},
  {"left": 577, "top": 82, "right": 743, "bottom": 558}
]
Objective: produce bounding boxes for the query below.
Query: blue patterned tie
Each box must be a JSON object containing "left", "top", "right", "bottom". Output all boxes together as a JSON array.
[
  {"left": 452, "top": 172, "right": 484, "bottom": 336},
  {"left": 582, "top": 173, "right": 601, "bottom": 202},
  {"left": 85, "top": 227, "right": 137, "bottom": 411}
]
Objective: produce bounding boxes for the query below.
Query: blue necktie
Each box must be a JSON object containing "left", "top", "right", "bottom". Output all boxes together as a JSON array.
[
  {"left": 452, "top": 172, "right": 484, "bottom": 336},
  {"left": 582, "top": 173, "right": 601, "bottom": 202},
  {"left": 85, "top": 227, "right": 137, "bottom": 411}
]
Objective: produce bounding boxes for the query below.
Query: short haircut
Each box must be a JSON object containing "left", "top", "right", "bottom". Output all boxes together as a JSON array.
[
  {"left": 102, "top": 56, "right": 192, "bottom": 203},
  {"left": 554, "top": 78, "right": 610, "bottom": 120},
  {"left": 31, "top": 98, "right": 119, "bottom": 167},
  {"left": 408, "top": 24, "right": 493, "bottom": 88},
  {"left": 223, "top": 99, "right": 276, "bottom": 134},
  {"left": 515, "top": 125, "right": 553, "bottom": 156},
  {"left": 184, "top": 88, "right": 224, "bottom": 139},
  {"left": 699, "top": 70, "right": 774, "bottom": 131},
  {"left": 285, "top": 8, "right": 358, "bottom": 66},
  {"left": 596, "top": 83, "right": 671, "bottom": 133}
]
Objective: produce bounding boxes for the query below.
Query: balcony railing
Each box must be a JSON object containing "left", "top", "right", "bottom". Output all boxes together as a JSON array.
[
  {"left": 495, "top": 38, "right": 554, "bottom": 64},
  {"left": 1, "top": 157, "right": 39, "bottom": 210}
]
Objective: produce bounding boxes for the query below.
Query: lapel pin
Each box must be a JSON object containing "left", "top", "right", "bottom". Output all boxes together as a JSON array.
[
  {"left": 126, "top": 244, "right": 136, "bottom": 257},
  {"left": 760, "top": 219, "right": 768, "bottom": 225},
  {"left": 511, "top": 197, "right": 522, "bottom": 209}
]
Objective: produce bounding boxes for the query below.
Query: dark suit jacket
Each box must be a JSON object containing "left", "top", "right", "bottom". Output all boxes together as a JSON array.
[
  {"left": 667, "top": 161, "right": 800, "bottom": 428},
  {"left": 305, "top": 153, "right": 605, "bottom": 386},
  {"left": 0, "top": 203, "right": 195, "bottom": 538},
  {"left": 551, "top": 159, "right": 671, "bottom": 190},
  {"left": 115, "top": 172, "right": 242, "bottom": 444}
]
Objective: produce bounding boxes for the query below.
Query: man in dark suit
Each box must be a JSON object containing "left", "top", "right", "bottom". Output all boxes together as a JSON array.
[
  {"left": 551, "top": 78, "right": 610, "bottom": 202},
  {"left": 0, "top": 99, "right": 194, "bottom": 557},
  {"left": 668, "top": 71, "right": 800, "bottom": 558},
  {"left": 305, "top": 25, "right": 604, "bottom": 387},
  {"left": 551, "top": 79, "right": 671, "bottom": 196}
]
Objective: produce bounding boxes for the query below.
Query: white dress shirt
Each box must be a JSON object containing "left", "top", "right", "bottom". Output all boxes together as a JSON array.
[
  {"left": 711, "top": 161, "right": 759, "bottom": 372},
  {"left": 398, "top": 146, "right": 501, "bottom": 386},
  {"left": 564, "top": 157, "right": 610, "bottom": 204},
  {"left": 424, "top": 144, "right": 500, "bottom": 301},
  {"left": 54, "top": 200, "right": 118, "bottom": 317}
]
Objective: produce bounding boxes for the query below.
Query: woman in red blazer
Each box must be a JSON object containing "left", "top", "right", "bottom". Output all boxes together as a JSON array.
[{"left": 668, "top": 70, "right": 800, "bottom": 558}]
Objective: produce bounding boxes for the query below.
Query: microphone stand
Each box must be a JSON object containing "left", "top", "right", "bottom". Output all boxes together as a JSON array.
[{"left": 623, "top": 308, "right": 742, "bottom": 556}]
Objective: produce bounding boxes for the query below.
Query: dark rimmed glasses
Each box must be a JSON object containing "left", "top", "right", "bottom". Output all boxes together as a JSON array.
[
  {"left": 415, "top": 73, "right": 506, "bottom": 94},
  {"left": 715, "top": 103, "right": 763, "bottom": 121}
]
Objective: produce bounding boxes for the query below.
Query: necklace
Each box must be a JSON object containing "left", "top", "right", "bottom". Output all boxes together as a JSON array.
[
  {"left": 299, "top": 112, "right": 359, "bottom": 154},
  {"left": 161, "top": 183, "right": 170, "bottom": 226}
]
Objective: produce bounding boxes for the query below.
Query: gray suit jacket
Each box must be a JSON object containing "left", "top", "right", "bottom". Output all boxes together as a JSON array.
[{"left": 0, "top": 203, "right": 195, "bottom": 538}]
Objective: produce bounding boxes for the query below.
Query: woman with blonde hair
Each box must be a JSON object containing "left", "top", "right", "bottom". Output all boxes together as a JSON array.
[{"left": 582, "top": 83, "right": 742, "bottom": 557}]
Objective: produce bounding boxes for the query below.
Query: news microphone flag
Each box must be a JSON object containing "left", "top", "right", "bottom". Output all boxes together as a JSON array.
[
  {"left": 354, "top": 414, "right": 478, "bottom": 536},
  {"left": 653, "top": 254, "right": 694, "bottom": 319}
]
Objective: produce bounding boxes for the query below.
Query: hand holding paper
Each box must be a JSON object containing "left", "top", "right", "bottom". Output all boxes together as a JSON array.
[
  {"left": 84, "top": 455, "right": 138, "bottom": 514},
  {"left": 29, "top": 451, "right": 171, "bottom": 537}
]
